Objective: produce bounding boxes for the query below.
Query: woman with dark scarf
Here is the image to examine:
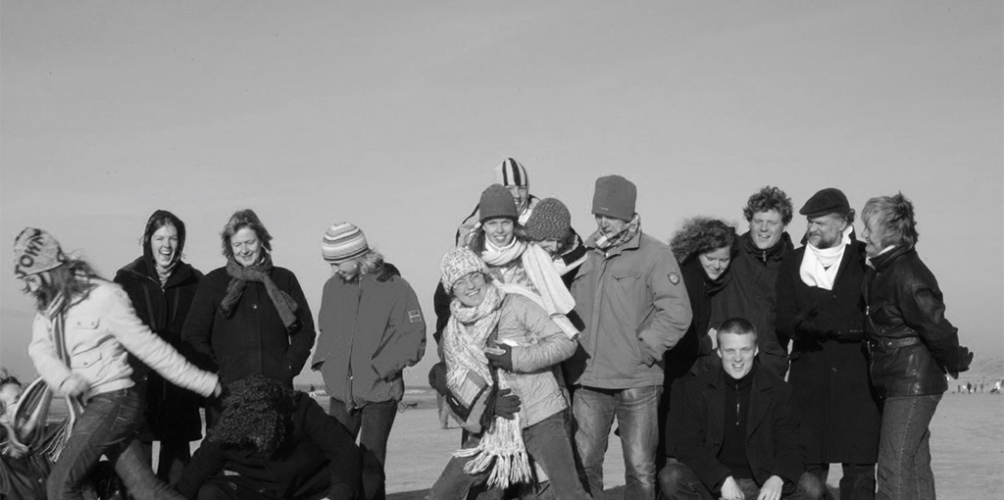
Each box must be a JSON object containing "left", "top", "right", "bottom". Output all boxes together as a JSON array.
[
  {"left": 175, "top": 374, "right": 362, "bottom": 500},
  {"left": 182, "top": 209, "right": 316, "bottom": 420},
  {"left": 114, "top": 210, "right": 204, "bottom": 483}
]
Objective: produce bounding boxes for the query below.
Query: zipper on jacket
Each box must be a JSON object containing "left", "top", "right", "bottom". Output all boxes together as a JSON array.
[
  {"left": 345, "top": 280, "right": 362, "bottom": 410},
  {"left": 735, "top": 380, "right": 740, "bottom": 426}
]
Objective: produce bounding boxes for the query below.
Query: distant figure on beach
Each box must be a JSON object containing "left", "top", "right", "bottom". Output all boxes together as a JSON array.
[
  {"left": 114, "top": 209, "right": 204, "bottom": 484},
  {"left": 175, "top": 374, "right": 363, "bottom": 500},
  {"left": 660, "top": 318, "right": 823, "bottom": 500},
  {"left": 311, "top": 223, "right": 426, "bottom": 500},
  {"left": 427, "top": 249, "right": 589, "bottom": 500},
  {"left": 182, "top": 209, "right": 316, "bottom": 415},
  {"left": 861, "top": 193, "right": 972, "bottom": 500},
  {"left": 16, "top": 228, "right": 221, "bottom": 499}
]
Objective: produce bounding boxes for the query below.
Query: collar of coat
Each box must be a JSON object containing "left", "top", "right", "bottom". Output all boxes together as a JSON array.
[
  {"left": 867, "top": 245, "right": 914, "bottom": 272},
  {"left": 120, "top": 255, "right": 197, "bottom": 288}
]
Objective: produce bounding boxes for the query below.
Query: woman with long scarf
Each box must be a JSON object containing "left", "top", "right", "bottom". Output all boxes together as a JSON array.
[
  {"left": 114, "top": 209, "right": 204, "bottom": 483},
  {"left": 182, "top": 209, "right": 316, "bottom": 420},
  {"left": 428, "top": 249, "right": 590, "bottom": 500}
]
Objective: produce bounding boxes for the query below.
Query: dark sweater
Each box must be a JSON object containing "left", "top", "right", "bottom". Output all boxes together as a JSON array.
[{"left": 719, "top": 368, "right": 754, "bottom": 480}]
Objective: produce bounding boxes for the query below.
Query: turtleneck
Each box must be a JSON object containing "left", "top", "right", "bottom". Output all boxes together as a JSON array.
[{"left": 719, "top": 364, "right": 756, "bottom": 479}]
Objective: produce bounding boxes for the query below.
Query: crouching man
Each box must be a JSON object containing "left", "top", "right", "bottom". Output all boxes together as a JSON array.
[{"left": 659, "top": 318, "right": 823, "bottom": 500}]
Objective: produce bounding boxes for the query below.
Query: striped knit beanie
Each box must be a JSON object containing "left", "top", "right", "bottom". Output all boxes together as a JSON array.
[
  {"left": 592, "top": 175, "right": 637, "bottom": 222},
  {"left": 493, "top": 158, "right": 528, "bottom": 188},
  {"left": 441, "top": 248, "right": 488, "bottom": 292},
  {"left": 479, "top": 184, "right": 519, "bottom": 223},
  {"left": 13, "top": 227, "right": 66, "bottom": 278},
  {"left": 321, "top": 223, "right": 369, "bottom": 264},
  {"left": 524, "top": 198, "right": 571, "bottom": 241}
]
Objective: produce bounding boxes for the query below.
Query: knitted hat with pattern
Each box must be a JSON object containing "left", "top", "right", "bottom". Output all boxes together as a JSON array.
[
  {"left": 321, "top": 222, "right": 369, "bottom": 264},
  {"left": 12, "top": 227, "right": 66, "bottom": 278},
  {"left": 524, "top": 198, "right": 571, "bottom": 241},
  {"left": 592, "top": 175, "right": 637, "bottom": 222},
  {"left": 479, "top": 184, "right": 519, "bottom": 223},
  {"left": 493, "top": 158, "right": 528, "bottom": 188},
  {"left": 440, "top": 248, "right": 488, "bottom": 292}
]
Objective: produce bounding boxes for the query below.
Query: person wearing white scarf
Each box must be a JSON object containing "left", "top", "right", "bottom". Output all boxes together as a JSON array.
[{"left": 799, "top": 224, "right": 854, "bottom": 290}]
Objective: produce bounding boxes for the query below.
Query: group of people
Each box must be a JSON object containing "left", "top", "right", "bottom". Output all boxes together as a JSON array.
[{"left": 1, "top": 157, "right": 973, "bottom": 500}]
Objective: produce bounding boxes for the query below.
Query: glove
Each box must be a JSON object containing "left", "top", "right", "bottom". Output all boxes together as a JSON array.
[
  {"left": 428, "top": 362, "right": 449, "bottom": 396},
  {"left": 948, "top": 346, "right": 974, "bottom": 379},
  {"left": 485, "top": 344, "right": 514, "bottom": 372},
  {"left": 793, "top": 305, "right": 832, "bottom": 339},
  {"left": 493, "top": 388, "right": 521, "bottom": 420}
]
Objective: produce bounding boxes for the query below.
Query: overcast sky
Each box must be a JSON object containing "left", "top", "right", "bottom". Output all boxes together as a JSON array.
[{"left": 2, "top": 1, "right": 1001, "bottom": 387}]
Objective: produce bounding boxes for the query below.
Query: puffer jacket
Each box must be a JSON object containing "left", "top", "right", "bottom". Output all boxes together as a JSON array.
[
  {"left": 28, "top": 280, "right": 219, "bottom": 401},
  {"left": 311, "top": 265, "right": 427, "bottom": 410},
  {"left": 864, "top": 246, "right": 967, "bottom": 398}
]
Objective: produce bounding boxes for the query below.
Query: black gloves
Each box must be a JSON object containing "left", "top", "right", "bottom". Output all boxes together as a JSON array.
[
  {"left": 485, "top": 344, "right": 514, "bottom": 372},
  {"left": 493, "top": 388, "right": 521, "bottom": 419},
  {"left": 948, "top": 346, "right": 974, "bottom": 379},
  {"left": 793, "top": 305, "right": 832, "bottom": 339},
  {"left": 428, "top": 362, "right": 448, "bottom": 396}
]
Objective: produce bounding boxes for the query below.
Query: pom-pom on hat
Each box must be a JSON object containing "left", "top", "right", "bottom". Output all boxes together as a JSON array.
[
  {"left": 800, "top": 188, "right": 850, "bottom": 219},
  {"left": 12, "top": 227, "right": 66, "bottom": 278},
  {"left": 321, "top": 222, "right": 370, "bottom": 264},
  {"left": 479, "top": 184, "right": 519, "bottom": 223},
  {"left": 525, "top": 198, "right": 572, "bottom": 241},
  {"left": 592, "top": 175, "right": 637, "bottom": 222},
  {"left": 440, "top": 248, "right": 488, "bottom": 292},
  {"left": 493, "top": 158, "right": 528, "bottom": 188}
]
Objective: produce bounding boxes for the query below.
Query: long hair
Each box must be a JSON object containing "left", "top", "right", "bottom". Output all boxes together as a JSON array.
[
  {"left": 208, "top": 375, "right": 296, "bottom": 458},
  {"left": 140, "top": 209, "right": 187, "bottom": 263},
  {"left": 30, "top": 259, "right": 101, "bottom": 313},
  {"left": 669, "top": 217, "right": 738, "bottom": 264},
  {"left": 863, "top": 192, "right": 919, "bottom": 250},
  {"left": 742, "top": 186, "right": 794, "bottom": 225},
  {"left": 220, "top": 209, "right": 273, "bottom": 260},
  {"left": 465, "top": 223, "right": 530, "bottom": 255}
]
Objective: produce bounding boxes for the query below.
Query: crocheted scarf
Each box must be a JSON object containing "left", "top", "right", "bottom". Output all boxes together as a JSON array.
[
  {"left": 592, "top": 213, "right": 642, "bottom": 252},
  {"left": 443, "top": 284, "right": 531, "bottom": 488},
  {"left": 220, "top": 254, "right": 300, "bottom": 330}
]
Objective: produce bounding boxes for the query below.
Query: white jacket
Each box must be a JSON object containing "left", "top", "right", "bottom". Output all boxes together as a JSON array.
[{"left": 28, "top": 280, "right": 218, "bottom": 401}]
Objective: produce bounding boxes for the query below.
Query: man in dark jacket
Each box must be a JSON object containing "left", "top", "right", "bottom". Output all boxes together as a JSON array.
[
  {"left": 311, "top": 223, "right": 426, "bottom": 500},
  {"left": 776, "top": 189, "right": 881, "bottom": 500},
  {"left": 712, "top": 186, "right": 795, "bottom": 380},
  {"left": 660, "top": 318, "right": 822, "bottom": 500}
]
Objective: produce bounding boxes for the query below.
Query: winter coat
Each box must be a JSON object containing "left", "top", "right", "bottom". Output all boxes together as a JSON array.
[
  {"left": 665, "top": 258, "right": 727, "bottom": 381},
  {"left": 864, "top": 246, "right": 966, "bottom": 398},
  {"left": 181, "top": 264, "right": 316, "bottom": 387},
  {"left": 565, "top": 231, "right": 692, "bottom": 389},
  {"left": 714, "top": 232, "right": 793, "bottom": 358},
  {"left": 667, "top": 361, "right": 805, "bottom": 494},
  {"left": 28, "top": 280, "right": 219, "bottom": 401},
  {"left": 311, "top": 266, "right": 427, "bottom": 410},
  {"left": 114, "top": 256, "right": 204, "bottom": 441},
  {"left": 175, "top": 393, "right": 363, "bottom": 500},
  {"left": 775, "top": 240, "right": 880, "bottom": 464}
]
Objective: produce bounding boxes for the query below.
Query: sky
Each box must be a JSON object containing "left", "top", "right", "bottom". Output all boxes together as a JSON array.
[{"left": 2, "top": 1, "right": 1001, "bottom": 388}]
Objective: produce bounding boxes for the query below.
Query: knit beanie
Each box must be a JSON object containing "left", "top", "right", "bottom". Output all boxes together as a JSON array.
[
  {"left": 12, "top": 227, "right": 66, "bottom": 278},
  {"left": 592, "top": 175, "right": 637, "bottom": 222},
  {"left": 321, "top": 222, "right": 369, "bottom": 264},
  {"left": 440, "top": 248, "right": 488, "bottom": 292},
  {"left": 493, "top": 158, "right": 528, "bottom": 188},
  {"left": 524, "top": 198, "right": 571, "bottom": 241},
  {"left": 479, "top": 184, "right": 519, "bottom": 223}
]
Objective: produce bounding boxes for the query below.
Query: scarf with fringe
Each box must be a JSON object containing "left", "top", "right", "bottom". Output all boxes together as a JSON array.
[
  {"left": 591, "top": 214, "right": 642, "bottom": 252},
  {"left": 509, "top": 245, "right": 578, "bottom": 338},
  {"left": 799, "top": 225, "right": 853, "bottom": 291},
  {"left": 443, "top": 284, "right": 532, "bottom": 488},
  {"left": 220, "top": 253, "right": 300, "bottom": 330}
]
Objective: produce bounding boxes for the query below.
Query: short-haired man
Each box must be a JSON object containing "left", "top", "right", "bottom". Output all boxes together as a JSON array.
[
  {"left": 660, "top": 318, "right": 823, "bottom": 500},
  {"left": 567, "top": 175, "right": 692, "bottom": 500},
  {"left": 455, "top": 157, "right": 541, "bottom": 246},
  {"left": 310, "top": 223, "right": 427, "bottom": 500},
  {"left": 713, "top": 186, "right": 796, "bottom": 380},
  {"left": 776, "top": 189, "right": 881, "bottom": 500}
]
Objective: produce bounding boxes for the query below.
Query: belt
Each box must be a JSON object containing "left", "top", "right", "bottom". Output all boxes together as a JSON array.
[{"left": 868, "top": 336, "right": 922, "bottom": 351}]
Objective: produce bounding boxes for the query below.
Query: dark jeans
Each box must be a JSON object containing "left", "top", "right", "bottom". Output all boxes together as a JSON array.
[
  {"left": 329, "top": 398, "right": 397, "bottom": 500},
  {"left": 48, "top": 389, "right": 182, "bottom": 500},
  {"left": 806, "top": 463, "right": 875, "bottom": 500},
  {"left": 573, "top": 385, "right": 661, "bottom": 500},
  {"left": 428, "top": 412, "right": 590, "bottom": 500},
  {"left": 876, "top": 394, "right": 941, "bottom": 500},
  {"left": 659, "top": 460, "right": 824, "bottom": 500},
  {"left": 139, "top": 438, "right": 192, "bottom": 485}
]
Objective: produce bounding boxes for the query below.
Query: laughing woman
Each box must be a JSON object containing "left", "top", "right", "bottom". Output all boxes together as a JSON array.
[
  {"left": 182, "top": 209, "right": 316, "bottom": 405},
  {"left": 860, "top": 193, "right": 972, "bottom": 500},
  {"left": 114, "top": 210, "right": 204, "bottom": 484}
]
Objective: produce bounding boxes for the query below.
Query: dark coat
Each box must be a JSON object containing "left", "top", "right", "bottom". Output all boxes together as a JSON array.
[
  {"left": 175, "top": 393, "right": 363, "bottom": 500},
  {"left": 664, "top": 258, "right": 724, "bottom": 380},
  {"left": 181, "top": 263, "right": 316, "bottom": 387},
  {"left": 114, "top": 256, "right": 204, "bottom": 441},
  {"left": 667, "top": 361, "right": 804, "bottom": 493},
  {"left": 864, "top": 246, "right": 965, "bottom": 398},
  {"left": 775, "top": 239, "right": 880, "bottom": 464}
]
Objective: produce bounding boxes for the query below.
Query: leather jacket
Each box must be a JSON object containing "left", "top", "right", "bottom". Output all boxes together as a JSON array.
[{"left": 864, "top": 246, "right": 966, "bottom": 398}]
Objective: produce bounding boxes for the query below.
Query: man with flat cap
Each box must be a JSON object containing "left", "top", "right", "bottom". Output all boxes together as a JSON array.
[
  {"left": 566, "top": 174, "right": 692, "bottom": 500},
  {"left": 776, "top": 188, "right": 881, "bottom": 500}
]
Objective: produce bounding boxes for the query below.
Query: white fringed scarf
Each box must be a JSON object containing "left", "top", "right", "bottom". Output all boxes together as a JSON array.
[{"left": 799, "top": 225, "right": 854, "bottom": 290}]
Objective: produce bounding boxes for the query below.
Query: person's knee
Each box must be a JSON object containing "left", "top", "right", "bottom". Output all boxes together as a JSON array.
[
  {"left": 658, "top": 462, "right": 699, "bottom": 497},
  {"left": 796, "top": 471, "right": 825, "bottom": 500}
]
